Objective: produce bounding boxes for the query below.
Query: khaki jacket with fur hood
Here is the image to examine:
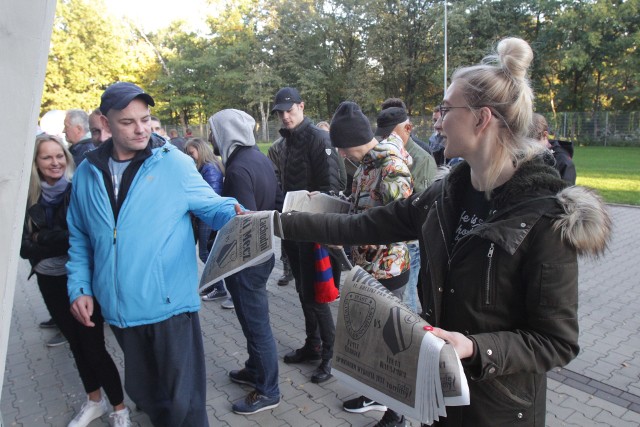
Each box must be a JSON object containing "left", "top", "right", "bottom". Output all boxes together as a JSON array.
[{"left": 280, "top": 156, "right": 612, "bottom": 426}]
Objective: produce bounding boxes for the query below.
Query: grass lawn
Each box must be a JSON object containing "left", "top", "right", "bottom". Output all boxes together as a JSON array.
[
  {"left": 258, "top": 143, "right": 640, "bottom": 206},
  {"left": 574, "top": 146, "right": 640, "bottom": 206}
]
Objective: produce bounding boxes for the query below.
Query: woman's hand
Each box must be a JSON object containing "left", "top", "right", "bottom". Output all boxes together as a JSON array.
[{"left": 427, "top": 326, "right": 475, "bottom": 359}]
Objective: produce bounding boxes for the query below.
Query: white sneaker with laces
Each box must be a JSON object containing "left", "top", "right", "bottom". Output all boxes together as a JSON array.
[
  {"left": 67, "top": 396, "right": 108, "bottom": 427},
  {"left": 109, "top": 407, "right": 132, "bottom": 427}
]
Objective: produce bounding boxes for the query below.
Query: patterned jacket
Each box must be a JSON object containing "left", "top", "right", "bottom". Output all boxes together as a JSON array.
[{"left": 349, "top": 133, "right": 413, "bottom": 288}]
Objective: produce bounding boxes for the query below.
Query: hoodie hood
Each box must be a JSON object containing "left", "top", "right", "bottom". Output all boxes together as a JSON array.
[{"left": 208, "top": 109, "right": 256, "bottom": 164}]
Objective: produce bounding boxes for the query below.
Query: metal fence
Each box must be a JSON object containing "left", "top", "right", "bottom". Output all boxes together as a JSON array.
[{"left": 179, "top": 111, "right": 640, "bottom": 147}]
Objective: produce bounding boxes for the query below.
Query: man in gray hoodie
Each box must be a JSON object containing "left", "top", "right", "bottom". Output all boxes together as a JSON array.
[{"left": 208, "top": 109, "right": 282, "bottom": 415}]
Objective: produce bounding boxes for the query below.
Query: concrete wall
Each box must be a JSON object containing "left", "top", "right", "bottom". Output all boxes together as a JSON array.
[{"left": 0, "top": 0, "right": 57, "bottom": 402}]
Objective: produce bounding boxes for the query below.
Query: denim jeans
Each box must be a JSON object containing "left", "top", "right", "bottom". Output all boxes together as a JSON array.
[
  {"left": 225, "top": 255, "right": 280, "bottom": 398},
  {"left": 403, "top": 242, "right": 421, "bottom": 313}
]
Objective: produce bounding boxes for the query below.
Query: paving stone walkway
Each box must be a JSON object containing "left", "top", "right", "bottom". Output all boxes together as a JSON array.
[{"left": 2, "top": 205, "right": 639, "bottom": 426}]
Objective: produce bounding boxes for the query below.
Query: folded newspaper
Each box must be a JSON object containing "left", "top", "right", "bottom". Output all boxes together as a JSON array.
[
  {"left": 333, "top": 267, "right": 470, "bottom": 424},
  {"left": 199, "top": 211, "right": 277, "bottom": 292},
  {"left": 282, "top": 190, "right": 352, "bottom": 270}
]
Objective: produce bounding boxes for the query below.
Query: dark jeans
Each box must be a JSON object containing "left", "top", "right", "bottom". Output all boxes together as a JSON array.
[
  {"left": 35, "top": 273, "right": 124, "bottom": 406},
  {"left": 225, "top": 256, "right": 279, "bottom": 398},
  {"left": 111, "top": 313, "right": 208, "bottom": 427},
  {"left": 282, "top": 240, "right": 335, "bottom": 361}
]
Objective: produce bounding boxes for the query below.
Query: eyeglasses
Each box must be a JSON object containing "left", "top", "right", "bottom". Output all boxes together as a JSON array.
[{"left": 438, "top": 104, "right": 473, "bottom": 119}]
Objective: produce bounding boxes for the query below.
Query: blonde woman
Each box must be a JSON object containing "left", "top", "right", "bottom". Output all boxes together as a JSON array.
[
  {"left": 278, "top": 38, "right": 611, "bottom": 426},
  {"left": 20, "top": 134, "right": 130, "bottom": 427}
]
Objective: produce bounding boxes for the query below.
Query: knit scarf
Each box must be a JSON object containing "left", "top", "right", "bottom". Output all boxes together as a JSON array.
[{"left": 40, "top": 177, "right": 69, "bottom": 228}]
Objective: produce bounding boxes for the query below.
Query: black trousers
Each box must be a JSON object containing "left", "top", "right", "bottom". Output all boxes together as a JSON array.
[
  {"left": 36, "top": 273, "right": 124, "bottom": 406},
  {"left": 111, "top": 313, "right": 209, "bottom": 427},
  {"left": 282, "top": 240, "right": 336, "bottom": 361}
]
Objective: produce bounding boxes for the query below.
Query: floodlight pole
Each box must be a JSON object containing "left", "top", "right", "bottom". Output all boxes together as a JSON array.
[{"left": 444, "top": 0, "right": 448, "bottom": 96}]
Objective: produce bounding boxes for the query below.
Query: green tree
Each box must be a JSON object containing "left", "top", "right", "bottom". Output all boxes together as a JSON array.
[{"left": 41, "top": 0, "right": 153, "bottom": 114}]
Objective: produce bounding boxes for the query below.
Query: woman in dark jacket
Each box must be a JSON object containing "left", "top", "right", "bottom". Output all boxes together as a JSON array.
[
  {"left": 20, "top": 134, "right": 130, "bottom": 427},
  {"left": 184, "top": 138, "right": 228, "bottom": 301},
  {"left": 279, "top": 38, "right": 611, "bottom": 427}
]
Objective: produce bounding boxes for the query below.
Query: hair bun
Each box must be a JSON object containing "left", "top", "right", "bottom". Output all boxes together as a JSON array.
[{"left": 496, "top": 37, "right": 533, "bottom": 80}]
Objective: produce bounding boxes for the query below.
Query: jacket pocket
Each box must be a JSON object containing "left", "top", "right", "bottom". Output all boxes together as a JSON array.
[{"left": 485, "top": 376, "right": 534, "bottom": 408}]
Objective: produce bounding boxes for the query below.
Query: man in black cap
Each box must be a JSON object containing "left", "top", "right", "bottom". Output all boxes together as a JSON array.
[
  {"left": 270, "top": 86, "right": 345, "bottom": 383},
  {"left": 67, "top": 81, "right": 242, "bottom": 426}
]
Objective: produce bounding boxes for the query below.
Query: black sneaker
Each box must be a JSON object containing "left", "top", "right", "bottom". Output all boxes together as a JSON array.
[
  {"left": 201, "top": 288, "right": 228, "bottom": 301},
  {"left": 343, "top": 395, "right": 387, "bottom": 413},
  {"left": 232, "top": 391, "right": 280, "bottom": 415},
  {"left": 229, "top": 369, "right": 256, "bottom": 388},
  {"left": 283, "top": 346, "right": 321, "bottom": 364},
  {"left": 39, "top": 318, "right": 57, "bottom": 329},
  {"left": 277, "top": 272, "right": 293, "bottom": 286},
  {"left": 373, "top": 411, "right": 405, "bottom": 427}
]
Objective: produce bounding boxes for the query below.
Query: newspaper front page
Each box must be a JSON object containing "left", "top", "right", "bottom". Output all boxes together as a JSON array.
[
  {"left": 333, "top": 267, "right": 470, "bottom": 424},
  {"left": 199, "top": 211, "right": 276, "bottom": 292}
]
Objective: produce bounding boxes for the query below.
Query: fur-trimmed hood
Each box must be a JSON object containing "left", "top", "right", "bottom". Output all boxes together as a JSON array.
[
  {"left": 440, "top": 157, "right": 612, "bottom": 258},
  {"left": 554, "top": 185, "right": 611, "bottom": 258}
]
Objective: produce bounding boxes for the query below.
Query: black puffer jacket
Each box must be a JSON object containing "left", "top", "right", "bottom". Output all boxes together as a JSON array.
[
  {"left": 277, "top": 118, "right": 345, "bottom": 193},
  {"left": 281, "top": 157, "right": 611, "bottom": 426},
  {"left": 20, "top": 185, "right": 72, "bottom": 273}
]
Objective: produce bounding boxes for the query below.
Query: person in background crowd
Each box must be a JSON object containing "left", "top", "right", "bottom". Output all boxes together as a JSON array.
[
  {"left": 209, "top": 108, "right": 283, "bottom": 415},
  {"left": 184, "top": 138, "right": 229, "bottom": 305},
  {"left": 64, "top": 109, "right": 94, "bottom": 165},
  {"left": 270, "top": 86, "right": 345, "bottom": 384},
  {"left": 266, "top": 138, "right": 294, "bottom": 287},
  {"left": 316, "top": 121, "right": 330, "bottom": 131},
  {"left": 88, "top": 109, "right": 111, "bottom": 147},
  {"left": 168, "top": 128, "right": 186, "bottom": 151},
  {"left": 531, "top": 113, "right": 576, "bottom": 185},
  {"left": 66, "top": 82, "right": 241, "bottom": 427},
  {"left": 150, "top": 116, "right": 169, "bottom": 141},
  {"left": 20, "top": 134, "right": 130, "bottom": 427},
  {"left": 277, "top": 37, "right": 611, "bottom": 427}
]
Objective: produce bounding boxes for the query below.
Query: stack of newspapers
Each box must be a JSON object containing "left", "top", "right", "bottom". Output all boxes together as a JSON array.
[{"left": 334, "top": 267, "right": 469, "bottom": 424}]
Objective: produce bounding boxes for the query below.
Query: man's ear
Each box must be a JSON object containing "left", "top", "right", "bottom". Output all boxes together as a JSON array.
[
  {"left": 100, "top": 114, "right": 111, "bottom": 134},
  {"left": 298, "top": 102, "right": 305, "bottom": 112}
]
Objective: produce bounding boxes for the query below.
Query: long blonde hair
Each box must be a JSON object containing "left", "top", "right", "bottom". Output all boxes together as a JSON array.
[
  {"left": 184, "top": 138, "right": 225, "bottom": 175},
  {"left": 27, "top": 134, "right": 75, "bottom": 209},
  {"left": 451, "top": 37, "right": 544, "bottom": 196}
]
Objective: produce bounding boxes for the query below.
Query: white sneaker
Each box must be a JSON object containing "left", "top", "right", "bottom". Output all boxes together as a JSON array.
[
  {"left": 67, "top": 396, "right": 108, "bottom": 427},
  {"left": 109, "top": 407, "right": 132, "bottom": 427}
]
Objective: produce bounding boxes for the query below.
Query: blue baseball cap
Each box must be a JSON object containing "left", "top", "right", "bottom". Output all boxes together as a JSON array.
[{"left": 100, "top": 82, "right": 155, "bottom": 115}]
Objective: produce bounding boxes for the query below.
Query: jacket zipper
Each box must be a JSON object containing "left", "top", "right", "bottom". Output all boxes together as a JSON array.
[{"left": 485, "top": 243, "right": 495, "bottom": 305}]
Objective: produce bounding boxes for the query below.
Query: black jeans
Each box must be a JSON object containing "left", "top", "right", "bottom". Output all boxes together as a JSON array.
[
  {"left": 36, "top": 273, "right": 124, "bottom": 406},
  {"left": 282, "top": 240, "right": 336, "bottom": 361}
]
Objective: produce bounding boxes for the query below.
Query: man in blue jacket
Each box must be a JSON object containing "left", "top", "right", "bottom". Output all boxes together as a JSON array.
[{"left": 67, "top": 82, "right": 241, "bottom": 427}]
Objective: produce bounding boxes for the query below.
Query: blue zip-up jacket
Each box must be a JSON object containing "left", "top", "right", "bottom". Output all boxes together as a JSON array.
[{"left": 66, "top": 135, "right": 239, "bottom": 327}]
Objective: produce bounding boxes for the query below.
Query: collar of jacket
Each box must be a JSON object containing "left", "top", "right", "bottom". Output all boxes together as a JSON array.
[
  {"left": 428, "top": 157, "right": 569, "bottom": 255},
  {"left": 278, "top": 117, "right": 311, "bottom": 140},
  {"left": 84, "top": 134, "right": 167, "bottom": 173}
]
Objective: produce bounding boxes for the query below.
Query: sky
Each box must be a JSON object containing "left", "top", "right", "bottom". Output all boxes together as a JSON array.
[{"left": 105, "top": 0, "right": 218, "bottom": 33}]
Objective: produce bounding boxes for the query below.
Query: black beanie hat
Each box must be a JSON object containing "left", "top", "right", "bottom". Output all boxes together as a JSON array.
[
  {"left": 329, "top": 101, "right": 374, "bottom": 148},
  {"left": 375, "top": 107, "right": 408, "bottom": 137}
]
